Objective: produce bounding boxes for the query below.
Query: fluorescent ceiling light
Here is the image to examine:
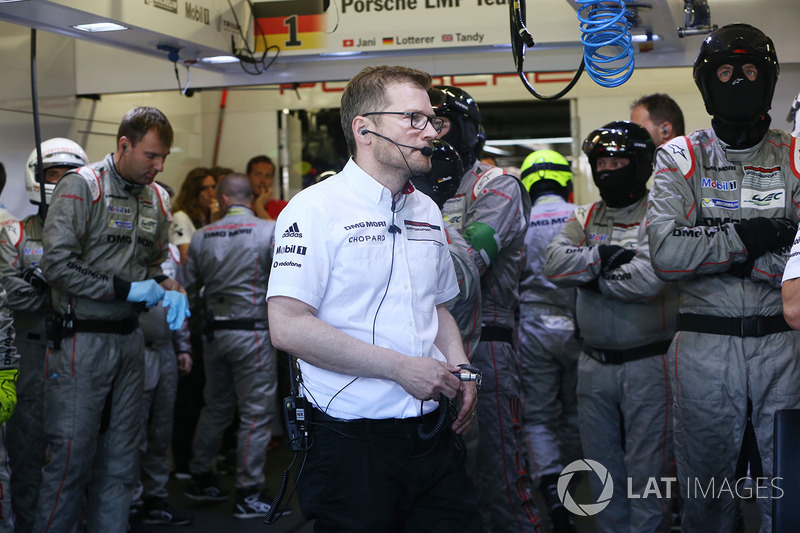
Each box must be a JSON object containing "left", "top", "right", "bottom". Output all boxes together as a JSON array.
[
  {"left": 0, "top": 0, "right": 27, "bottom": 3},
  {"left": 482, "top": 145, "right": 512, "bottom": 156},
  {"left": 198, "top": 55, "right": 240, "bottom": 64},
  {"left": 631, "top": 33, "right": 662, "bottom": 42},
  {"left": 486, "top": 137, "right": 572, "bottom": 146},
  {"left": 73, "top": 22, "right": 127, "bottom": 32},
  {"left": 319, "top": 51, "right": 363, "bottom": 57}
]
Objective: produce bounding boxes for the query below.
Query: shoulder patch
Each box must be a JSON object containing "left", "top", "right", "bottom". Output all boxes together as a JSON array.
[
  {"left": 471, "top": 166, "right": 507, "bottom": 200},
  {"left": 152, "top": 182, "right": 173, "bottom": 221},
  {"left": 2, "top": 221, "right": 22, "bottom": 248},
  {"left": 572, "top": 202, "right": 599, "bottom": 230},
  {"left": 73, "top": 166, "right": 102, "bottom": 203},
  {"left": 661, "top": 136, "right": 694, "bottom": 180}
]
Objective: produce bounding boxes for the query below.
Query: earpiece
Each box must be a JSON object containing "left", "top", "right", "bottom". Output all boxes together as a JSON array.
[
  {"left": 661, "top": 127, "right": 668, "bottom": 135},
  {"left": 360, "top": 129, "right": 368, "bottom": 135},
  {"left": 122, "top": 143, "right": 129, "bottom": 152}
]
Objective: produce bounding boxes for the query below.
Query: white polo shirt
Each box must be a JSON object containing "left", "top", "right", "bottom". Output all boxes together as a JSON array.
[
  {"left": 267, "top": 158, "right": 459, "bottom": 419},
  {"left": 783, "top": 230, "right": 800, "bottom": 283}
]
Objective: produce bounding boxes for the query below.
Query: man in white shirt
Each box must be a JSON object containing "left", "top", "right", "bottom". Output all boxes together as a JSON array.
[{"left": 267, "top": 65, "right": 479, "bottom": 531}]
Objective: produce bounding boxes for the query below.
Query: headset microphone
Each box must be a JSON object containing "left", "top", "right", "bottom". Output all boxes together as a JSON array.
[{"left": 362, "top": 129, "right": 433, "bottom": 157}]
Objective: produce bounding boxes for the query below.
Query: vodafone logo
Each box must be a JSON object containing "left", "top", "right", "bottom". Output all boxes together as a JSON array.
[{"left": 558, "top": 459, "right": 613, "bottom": 516}]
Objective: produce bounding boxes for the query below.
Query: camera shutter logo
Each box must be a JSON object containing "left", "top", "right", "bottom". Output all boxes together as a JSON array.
[{"left": 558, "top": 459, "right": 614, "bottom": 516}]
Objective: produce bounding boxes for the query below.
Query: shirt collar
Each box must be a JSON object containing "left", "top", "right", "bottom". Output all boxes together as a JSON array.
[
  {"left": 225, "top": 205, "right": 254, "bottom": 216},
  {"left": 341, "top": 158, "right": 407, "bottom": 208},
  {"left": 105, "top": 153, "right": 144, "bottom": 195}
]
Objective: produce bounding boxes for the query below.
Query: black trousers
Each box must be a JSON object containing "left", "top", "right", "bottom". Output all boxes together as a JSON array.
[{"left": 297, "top": 409, "right": 482, "bottom": 533}]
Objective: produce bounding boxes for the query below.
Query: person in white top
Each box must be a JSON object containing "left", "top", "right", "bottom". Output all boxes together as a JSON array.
[
  {"left": 267, "top": 65, "right": 480, "bottom": 532},
  {"left": 169, "top": 167, "right": 219, "bottom": 263}
]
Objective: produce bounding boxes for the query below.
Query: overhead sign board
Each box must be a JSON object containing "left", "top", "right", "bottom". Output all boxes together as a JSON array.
[{"left": 251, "top": 0, "right": 579, "bottom": 56}]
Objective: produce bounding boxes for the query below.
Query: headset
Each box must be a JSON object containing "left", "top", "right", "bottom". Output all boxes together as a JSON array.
[{"left": 361, "top": 128, "right": 433, "bottom": 157}]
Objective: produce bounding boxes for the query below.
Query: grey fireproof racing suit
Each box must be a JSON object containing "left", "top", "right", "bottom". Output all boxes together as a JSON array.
[
  {"left": 646, "top": 129, "right": 800, "bottom": 533},
  {"left": 518, "top": 194, "right": 581, "bottom": 481},
  {"left": 545, "top": 195, "right": 677, "bottom": 533},
  {"left": 0, "top": 214, "right": 49, "bottom": 532},
  {"left": 185, "top": 205, "right": 277, "bottom": 490},
  {"left": 442, "top": 160, "right": 540, "bottom": 533},
  {"left": 444, "top": 221, "right": 481, "bottom": 360},
  {"left": 0, "top": 287, "right": 18, "bottom": 533},
  {"left": 137, "top": 244, "right": 191, "bottom": 502},
  {"left": 37, "top": 154, "right": 171, "bottom": 533}
]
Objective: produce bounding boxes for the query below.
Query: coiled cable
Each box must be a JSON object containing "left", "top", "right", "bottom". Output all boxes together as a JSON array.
[
  {"left": 576, "top": 0, "right": 635, "bottom": 88},
  {"left": 418, "top": 396, "right": 450, "bottom": 441},
  {"left": 509, "top": 0, "right": 635, "bottom": 99}
]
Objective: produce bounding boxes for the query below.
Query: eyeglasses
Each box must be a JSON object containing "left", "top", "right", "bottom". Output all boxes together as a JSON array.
[{"left": 363, "top": 111, "right": 445, "bottom": 134}]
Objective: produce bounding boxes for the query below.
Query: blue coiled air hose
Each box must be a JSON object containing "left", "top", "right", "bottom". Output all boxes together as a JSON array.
[{"left": 576, "top": 0, "right": 635, "bottom": 88}]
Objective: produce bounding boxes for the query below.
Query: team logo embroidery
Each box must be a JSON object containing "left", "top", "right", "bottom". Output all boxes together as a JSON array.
[
  {"left": 668, "top": 144, "right": 687, "bottom": 160},
  {"left": 282, "top": 222, "right": 303, "bottom": 238}
]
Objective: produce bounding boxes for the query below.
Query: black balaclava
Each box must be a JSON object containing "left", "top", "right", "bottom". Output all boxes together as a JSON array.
[
  {"left": 709, "top": 60, "right": 771, "bottom": 148},
  {"left": 439, "top": 117, "right": 467, "bottom": 166},
  {"left": 593, "top": 158, "right": 645, "bottom": 208}
]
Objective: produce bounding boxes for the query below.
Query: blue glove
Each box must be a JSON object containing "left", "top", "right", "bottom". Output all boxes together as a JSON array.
[
  {"left": 162, "top": 290, "right": 191, "bottom": 330},
  {"left": 127, "top": 280, "right": 165, "bottom": 308}
]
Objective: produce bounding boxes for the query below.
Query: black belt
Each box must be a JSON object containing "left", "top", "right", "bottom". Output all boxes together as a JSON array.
[
  {"left": 73, "top": 317, "right": 139, "bottom": 335},
  {"left": 582, "top": 339, "right": 672, "bottom": 365},
  {"left": 480, "top": 325, "right": 513, "bottom": 344},
  {"left": 677, "top": 313, "right": 792, "bottom": 338},
  {"left": 210, "top": 319, "right": 268, "bottom": 331},
  {"left": 310, "top": 407, "right": 440, "bottom": 432}
]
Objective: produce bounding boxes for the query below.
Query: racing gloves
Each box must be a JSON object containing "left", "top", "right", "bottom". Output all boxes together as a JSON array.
[
  {"left": 580, "top": 244, "right": 636, "bottom": 293},
  {"left": 127, "top": 280, "right": 190, "bottom": 330},
  {"left": 20, "top": 266, "right": 48, "bottom": 293},
  {"left": 734, "top": 217, "right": 797, "bottom": 259},
  {"left": 0, "top": 369, "right": 18, "bottom": 425},
  {"left": 463, "top": 221, "right": 500, "bottom": 269},
  {"left": 126, "top": 279, "right": 165, "bottom": 308},
  {"left": 597, "top": 244, "right": 636, "bottom": 274},
  {"left": 730, "top": 217, "right": 797, "bottom": 278},
  {"left": 162, "top": 291, "right": 191, "bottom": 330}
]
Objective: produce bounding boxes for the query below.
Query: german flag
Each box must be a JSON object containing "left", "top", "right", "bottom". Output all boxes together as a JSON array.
[
  {"left": 382, "top": 37, "right": 394, "bottom": 45},
  {"left": 252, "top": 1, "right": 326, "bottom": 52}
]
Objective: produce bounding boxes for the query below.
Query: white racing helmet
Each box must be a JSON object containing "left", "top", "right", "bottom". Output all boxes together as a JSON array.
[{"left": 26, "top": 137, "right": 88, "bottom": 205}]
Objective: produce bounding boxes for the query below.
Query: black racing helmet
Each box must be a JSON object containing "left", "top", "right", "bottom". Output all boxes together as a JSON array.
[
  {"left": 411, "top": 139, "right": 463, "bottom": 209},
  {"left": 583, "top": 121, "right": 654, "bottom": 207},
  {"left": 583, "top": 121, "right": 654, "bottom": 177},
  {"left": 428, "top": 86, "right": 482, "bottom": 169},
  {"left": 693, "top": 23, "right": 779, "bottom": 117}
]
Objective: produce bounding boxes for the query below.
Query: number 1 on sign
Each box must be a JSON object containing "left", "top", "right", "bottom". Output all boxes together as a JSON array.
[{"left": 284, "top": 15, "right": 301, "bottom": 47}]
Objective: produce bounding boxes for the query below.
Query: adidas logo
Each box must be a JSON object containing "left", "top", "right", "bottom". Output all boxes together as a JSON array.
[{"left": 282, "top": 222, "right": 303, "bottom": 238}]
